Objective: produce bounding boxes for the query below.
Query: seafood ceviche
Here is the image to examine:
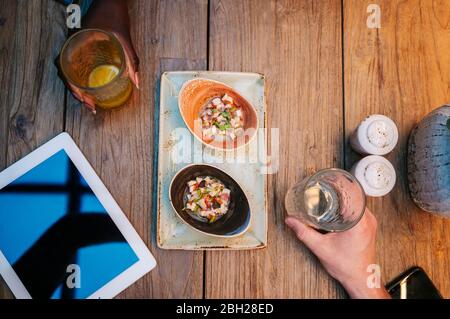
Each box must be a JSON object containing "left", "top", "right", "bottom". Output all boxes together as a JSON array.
[
  {"left": 199, "top": 94, "right": 244, "bottom": 141},
  {"left": 184, "top": 176, "right": 231, "bottom": 223}
]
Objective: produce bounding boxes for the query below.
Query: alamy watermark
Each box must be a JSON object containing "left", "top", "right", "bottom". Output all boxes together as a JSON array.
[
  {"left": 167, "top": 125, "right": 280, "bottom": 175},
  {"left": 66, "top": 4, "right": 81, "bottom": 29},
  {"left": 367, "top": 4, "right": 381, "bottom": 29},
  {"left": 366, "top": 264, "right": 382, "bottom": 289},
  {"left": 66, "top": 264, "right": 81, "bottom": 289}
]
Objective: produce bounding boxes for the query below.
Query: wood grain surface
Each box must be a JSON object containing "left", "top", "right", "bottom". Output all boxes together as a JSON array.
[
  {"left": 64, "top": 0, "right": 208, "bottom": 298},
  {"left": 0, "top": 0, "right": 449, "bottom": 299},
  {"left": 206, "top": 0, "right": 345, "bottom": 298},
  {"left": 344, "top": 0, "right": 450, "bottom": 297},
  {"left": 0, "top": 0, "right": 67, "bottom": 299}
]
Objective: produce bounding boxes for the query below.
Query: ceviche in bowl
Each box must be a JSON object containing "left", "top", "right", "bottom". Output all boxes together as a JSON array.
[
  {"left": 178, "top": 78, "right": 258, "bottom": 150},
  {"left": 185, "top": 176, "right": 231, "bottom": 223},
  {"left": 200, "top": 94, "right": 244, "bottom": 142},
  {"left": 169, "top": 164, "right": 251, "bottom": 237}
]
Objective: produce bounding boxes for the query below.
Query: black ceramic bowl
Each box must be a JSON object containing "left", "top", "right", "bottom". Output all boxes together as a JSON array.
[{"left": 169, "top": 164, "right": 251, "bottom": 237}]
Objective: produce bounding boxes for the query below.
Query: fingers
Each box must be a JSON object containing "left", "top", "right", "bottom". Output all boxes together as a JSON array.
[
  {"left": 113, "top": 32, "right": 140, "bottom": 90},
  {"left": 67, "top": 83, "right": 97, "bottom": 114},
  {"left": 285, "top": 216, "right": 324, "bottom": 251},
  {"left": 364, "top": 207, "right": 377, "bottom": 225},
  {"left": 81, "top": 97, "right": 97, "bottom": 114},
  {"left": 362, "top": 207, "right": 378, "bottom": 238},
  {"left": 353, "top": 207, "right": 377, "bottom": 232}
]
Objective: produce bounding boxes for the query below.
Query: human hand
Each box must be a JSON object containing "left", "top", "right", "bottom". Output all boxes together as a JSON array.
[
  {"left": 285, "top": 208, "right": 390, "bottom": 299},
  {"left": 66, "top": 0, "right": 139, "bottom": 112}
]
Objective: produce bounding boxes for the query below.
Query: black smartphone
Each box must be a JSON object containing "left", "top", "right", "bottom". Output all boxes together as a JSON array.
[{"left": 386, "top": 266, "right": 442, "bottom": 299}]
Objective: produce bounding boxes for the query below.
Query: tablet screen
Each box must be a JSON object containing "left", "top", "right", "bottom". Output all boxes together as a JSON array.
[{"left": 0, "top": 150, "right": 139, "bottom": 299}]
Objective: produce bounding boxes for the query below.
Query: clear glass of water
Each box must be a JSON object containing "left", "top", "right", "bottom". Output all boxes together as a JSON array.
[{"left": 285, "top": 168, "right": 366, "bottom": 232}]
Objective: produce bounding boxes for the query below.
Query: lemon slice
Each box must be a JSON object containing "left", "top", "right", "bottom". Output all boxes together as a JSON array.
[{"left": 87, "top": 64, "right": 119, "bottom": 88}]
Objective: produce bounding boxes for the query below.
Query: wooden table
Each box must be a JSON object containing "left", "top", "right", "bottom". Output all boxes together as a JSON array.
[{"left": 0, "top": 0, "right": 449, "bottom": 299}]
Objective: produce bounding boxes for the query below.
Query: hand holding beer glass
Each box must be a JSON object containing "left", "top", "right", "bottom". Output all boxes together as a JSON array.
[
  {"left": 59, "top": 0, "right": 139, "bottom": 112},
  {"left": 60, "top": 29, "right": 134, "bottom": 112}
]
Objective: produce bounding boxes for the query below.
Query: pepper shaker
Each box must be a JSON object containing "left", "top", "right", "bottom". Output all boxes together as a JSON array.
[
  {"left": 351, "top": 155, "right": 396, "bottom": 197},
  {"left": 350, "top": 114, "right": 398, "bottom": 155}
]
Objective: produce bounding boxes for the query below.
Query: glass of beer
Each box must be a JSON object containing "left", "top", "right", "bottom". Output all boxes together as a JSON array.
[
  {"left": 285, "top": 168, "right": 366, "bottom": 232},
  {"left": 59, "top": 29, "right": 133, "bottom": 110}
]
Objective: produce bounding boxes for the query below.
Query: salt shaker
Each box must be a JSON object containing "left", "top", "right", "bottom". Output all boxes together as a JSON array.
[
  {"left": 350, "top": 114, "right": 398, "bottom": 155},
  {"left": 351, "top": 155, "right": 396, "bottom": 197}
]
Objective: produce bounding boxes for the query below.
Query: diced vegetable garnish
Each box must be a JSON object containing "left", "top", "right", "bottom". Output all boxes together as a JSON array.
[
  {"left": 199, "top": 94, "right": 244, "bottom": 141},
  {"left": 184, "top": 176, "right": 231, "bottom": 223}
]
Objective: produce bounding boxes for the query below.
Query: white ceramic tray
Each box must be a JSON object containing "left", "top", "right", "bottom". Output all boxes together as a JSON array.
[{"left": 156, "top": 71, "right": 267, "bottom": 250}]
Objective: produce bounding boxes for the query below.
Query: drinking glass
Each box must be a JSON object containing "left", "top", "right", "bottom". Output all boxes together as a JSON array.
[
  {"left": 285, "top": 168, "right": 366, "bottom": 232},
  {"left": 59, "top": 29, "right": 133, "bottom": 109}
]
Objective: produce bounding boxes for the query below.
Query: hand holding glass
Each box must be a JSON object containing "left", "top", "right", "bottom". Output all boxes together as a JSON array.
[
  {"left": 59, "top": 29, "right": 133, "bottom": 112},
  {"left": 285, "top": 168, "right": 366, "bottom": 232}
]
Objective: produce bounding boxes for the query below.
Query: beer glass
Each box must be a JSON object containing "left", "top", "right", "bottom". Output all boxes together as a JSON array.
[{"left": 59, "top": 29, "right": 133, "bottom": 110}]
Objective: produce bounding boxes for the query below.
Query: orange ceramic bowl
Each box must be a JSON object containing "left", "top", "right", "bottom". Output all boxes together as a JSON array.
[{"left": 178, "top": 78, "right": 259, "bottom": 150}]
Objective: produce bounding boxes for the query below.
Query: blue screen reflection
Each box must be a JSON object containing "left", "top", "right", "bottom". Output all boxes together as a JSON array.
[{"left": 0, "top": 150, "right": 139, "bottom": 299}]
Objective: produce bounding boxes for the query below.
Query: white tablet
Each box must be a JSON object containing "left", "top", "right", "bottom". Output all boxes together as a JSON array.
[{"left": 0, "top": 132, "right": 156, "bottom": 299}]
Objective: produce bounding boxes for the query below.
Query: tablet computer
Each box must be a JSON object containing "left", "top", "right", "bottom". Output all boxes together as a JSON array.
[{"left": 0, "top": 133, "right": 156, "bottom": 299}]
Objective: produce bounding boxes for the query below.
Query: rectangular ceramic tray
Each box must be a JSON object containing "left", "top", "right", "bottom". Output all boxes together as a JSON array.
[{"left": 156, "top": 71, "right": 267, "bottom": 250}]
